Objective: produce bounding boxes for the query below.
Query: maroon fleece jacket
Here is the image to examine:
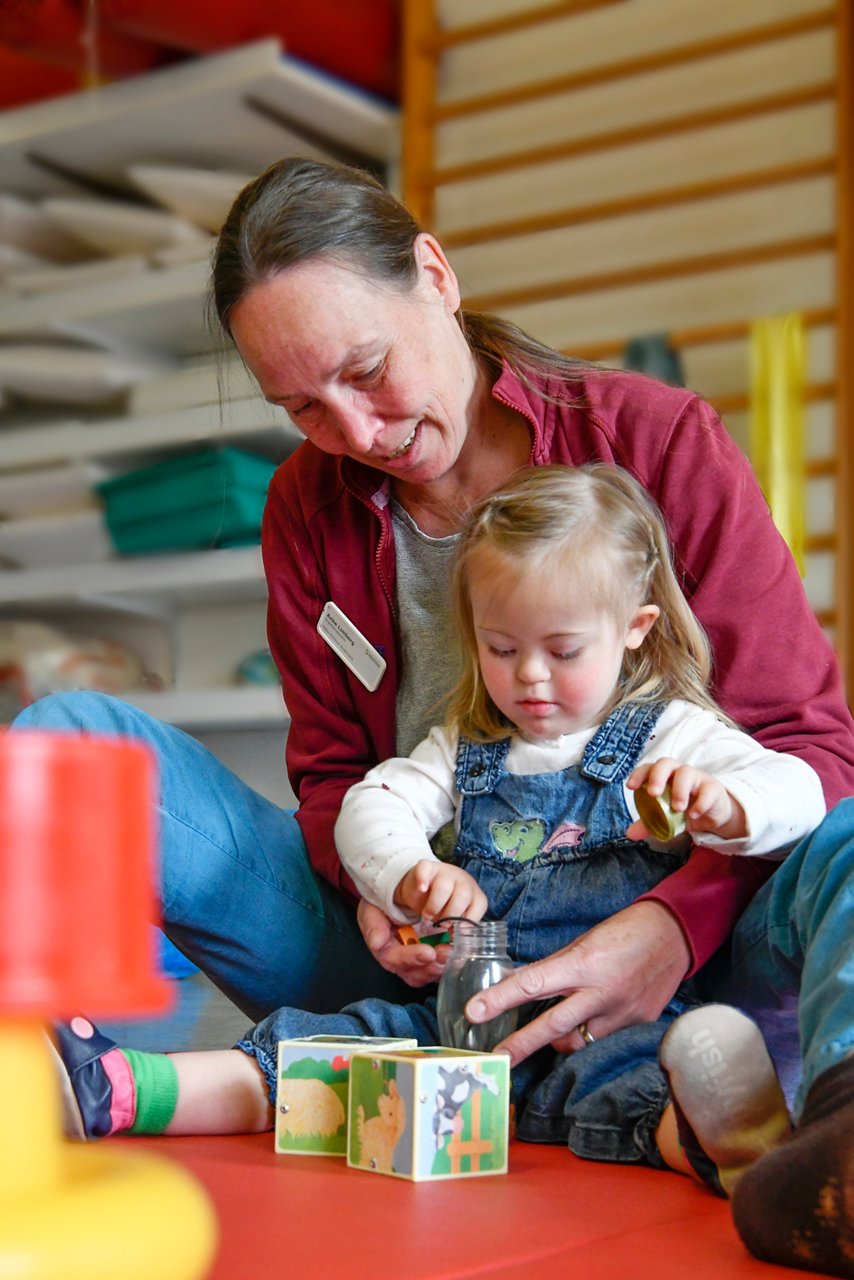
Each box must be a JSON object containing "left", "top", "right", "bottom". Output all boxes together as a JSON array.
[{"left": 261, "top": 363, "right": 854, "bottom": 972}]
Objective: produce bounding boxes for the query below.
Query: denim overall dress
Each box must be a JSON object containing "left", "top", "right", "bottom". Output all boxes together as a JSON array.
[
  {"left": 451, "top": 699, "right": 701, "bottom": 1166},
  {"left": 241, "top": 699, "right": 701, "bottom": 1167}
]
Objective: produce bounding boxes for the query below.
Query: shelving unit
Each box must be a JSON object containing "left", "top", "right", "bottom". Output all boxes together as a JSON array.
[
  {"left": 0, "top": 38, "right": 398, "bottom": 200},
  {"left": 0, "top": 399, "right": 298, "bottom": 470},
  {"left": 0, "top": 40, "right": 399, "bottom": 767},
  {"left": 0, "top": 256, "right": 212, "bottom": 355}
]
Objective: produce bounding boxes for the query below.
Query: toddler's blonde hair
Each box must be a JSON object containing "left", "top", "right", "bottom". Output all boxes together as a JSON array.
[{"left": 446, "top": 463, "right": 731, "bottom": 741}]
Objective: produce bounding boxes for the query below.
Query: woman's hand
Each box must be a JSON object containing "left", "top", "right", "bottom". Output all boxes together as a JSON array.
[
  {"left": 357, "top": 898, "right": 449, "bottom": 987},
  {"left": 464, "top": 900, "right": 691, "bottom": 1064},
  {"left": 627, "top": 758, "right": 747, "bottom": 840}
]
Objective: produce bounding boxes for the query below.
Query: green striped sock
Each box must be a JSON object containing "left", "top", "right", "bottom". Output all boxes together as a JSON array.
[{"left": 125, "top": 1048, "right": 180, "bottom": 1135}]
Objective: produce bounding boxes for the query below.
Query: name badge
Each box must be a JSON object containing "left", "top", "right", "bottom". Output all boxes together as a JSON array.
[{"left": 317, "top": 601, "right": 387, "bottom": 692}]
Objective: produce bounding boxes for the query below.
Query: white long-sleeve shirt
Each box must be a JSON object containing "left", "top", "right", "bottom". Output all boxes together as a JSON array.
[{"left": 335, "top": 699, "right": 826, "bottom": 923}]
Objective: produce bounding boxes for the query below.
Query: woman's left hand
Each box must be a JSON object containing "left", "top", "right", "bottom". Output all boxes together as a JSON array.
[{"left": 464, "top": 900, "right": 691, "bottom": 1064}]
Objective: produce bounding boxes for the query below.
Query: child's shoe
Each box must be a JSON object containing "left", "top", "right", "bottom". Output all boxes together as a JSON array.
[
  {"left": 49, "top": 1017, "right": 132, "bottom": 1140},
  {"left": 659, "top": 1003, "right": 791, "bottom": 1196}
]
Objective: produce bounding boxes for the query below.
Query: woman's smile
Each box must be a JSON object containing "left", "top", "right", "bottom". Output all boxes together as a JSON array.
[
  {"left": 382, "top": 424, "right": 419, "bottom": 461},
  {"left": 227, "top": 246, "right": 483, "bottom": 491}
]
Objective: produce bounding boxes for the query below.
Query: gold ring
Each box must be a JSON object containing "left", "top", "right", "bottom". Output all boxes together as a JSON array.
[{"left": 577, "top": 1022, "right": 596, "bottom": 1045}]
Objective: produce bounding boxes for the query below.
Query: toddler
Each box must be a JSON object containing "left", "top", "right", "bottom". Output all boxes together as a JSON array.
[{"left": 56, "top": 466, "right": 824, "bottom": 1197}]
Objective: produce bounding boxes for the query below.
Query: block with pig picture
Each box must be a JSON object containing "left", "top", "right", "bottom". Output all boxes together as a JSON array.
[{"left": 275, "top": 1035, "right": 417, "bottom": 1156}]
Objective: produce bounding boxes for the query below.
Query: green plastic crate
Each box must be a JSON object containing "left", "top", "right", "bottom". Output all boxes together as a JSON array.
[{"left": 98, "top": 448, "right": 276, "bottom": 555}]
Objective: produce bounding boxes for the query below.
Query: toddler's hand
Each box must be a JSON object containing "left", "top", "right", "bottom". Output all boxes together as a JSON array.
[
  {"left": 357, "top": 899, "right": 447, "bottom": 987},
  {"left": 395, "top": 860, "right": 487, "bottom": 923},
  {"left": 627, "top": 757, "right": 747, "bottom": 841}
]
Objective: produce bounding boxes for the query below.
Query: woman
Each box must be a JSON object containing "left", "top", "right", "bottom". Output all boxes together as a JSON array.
[{"left": 16, "top": 157, "right": 854, "bottom": 1033}]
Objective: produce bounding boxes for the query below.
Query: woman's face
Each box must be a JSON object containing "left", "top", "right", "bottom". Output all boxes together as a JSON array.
[{"left": 228, "top": 236, "right": 484, "bottom": 488}]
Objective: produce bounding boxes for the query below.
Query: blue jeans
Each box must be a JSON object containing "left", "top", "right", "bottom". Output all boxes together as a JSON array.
[
  {"left": 12, "top": 691, "right": 410, "bottom": 1020},
  {"left": 702, "top": 797, "right": 854, "bottom": 1117}
]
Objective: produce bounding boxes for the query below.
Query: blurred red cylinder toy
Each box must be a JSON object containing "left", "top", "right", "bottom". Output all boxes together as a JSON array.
[{"left": 0, "top": 730, "right": 171, "bottom": 1017}]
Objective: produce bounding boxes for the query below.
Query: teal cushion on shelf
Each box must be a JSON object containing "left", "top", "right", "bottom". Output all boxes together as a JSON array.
[{"left": 98, "top": 447, "right": 276, "bottom": 555}]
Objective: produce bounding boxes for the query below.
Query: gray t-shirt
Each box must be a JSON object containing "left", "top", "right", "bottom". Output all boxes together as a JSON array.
[{"left": 391, "top": 499, "right": 460, "bottom": 757}]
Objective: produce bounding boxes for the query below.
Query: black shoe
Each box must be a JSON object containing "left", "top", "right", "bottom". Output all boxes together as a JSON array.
[{"left": 50, "top": 1017, "right": 121, "bottom": 1140}]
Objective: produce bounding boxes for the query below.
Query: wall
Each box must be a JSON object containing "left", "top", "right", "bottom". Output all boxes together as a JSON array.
[{"left": 403, "top": 0, "right": 853, "bottom": 689}]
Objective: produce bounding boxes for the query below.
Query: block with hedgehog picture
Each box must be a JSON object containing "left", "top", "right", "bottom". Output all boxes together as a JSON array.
[
  {"left": 275, "top": 1035, "right": 417, "bottom": 1156},
  {"left": 347, "top": 1047, "right": 510, "bottom": 1180}
]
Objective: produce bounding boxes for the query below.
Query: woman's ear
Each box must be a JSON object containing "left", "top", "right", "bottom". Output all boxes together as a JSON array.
[
  {"left": 624, "top": 604, "right": 660, "bottom": 651},
  {"left": 413, "top": 233, "right": 461, "bottom": 312}
]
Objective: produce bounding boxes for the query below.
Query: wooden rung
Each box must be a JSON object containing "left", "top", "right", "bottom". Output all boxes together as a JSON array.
[
  {"left": 814, "top": 608, "right": 836, "bottom": 628},
  {"left": 806, "top": 533, "right": 837, "bottom": 554},
  {"left": 463, "top": 235, "right": 835, "bottom": 312},
  {"left": 428, "top": 85, "right": 834, "bottom": 188},
  {"left": 441, "top": 158, "right": 835, "bottom": 250},
  {"left": 563, "top": 308, "right": 836, "bottom": 361},
  {"left": 434, "top": 9, "right": 835, "bottom": 122},
  {"left": 710, "top": 382, "right": 836, "bottom": 416},
  {"left": 428, "top": 0, "right": 625, "bottom": 51},
  {"left": 807, "top": 458, "right": 838, "bottom": 479}
]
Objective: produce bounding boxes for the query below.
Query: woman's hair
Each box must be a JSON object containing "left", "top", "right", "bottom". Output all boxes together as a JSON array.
[
  {"left": 211, "top": 157, "right": 590, "bottom": 389},
  {"left": 446, "top": 464, "right": 731, "bottom": 741}
]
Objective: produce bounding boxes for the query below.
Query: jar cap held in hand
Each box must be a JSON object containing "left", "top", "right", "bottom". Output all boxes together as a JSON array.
[{"left": 635, "top": 784, "right": 687, "bottom": 841}]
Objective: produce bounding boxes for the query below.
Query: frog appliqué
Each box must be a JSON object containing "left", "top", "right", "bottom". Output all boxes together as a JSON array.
[{"left": 489, "top": 818, "right": 585, "bottom": 863}]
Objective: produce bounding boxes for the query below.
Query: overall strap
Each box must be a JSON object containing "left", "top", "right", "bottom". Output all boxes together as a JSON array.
[
  {"left": 580, "top": 701, "right": 668, "bottom": 785},
  {"left": 455, "top": 735, "right": 512, "bottom": 795}
]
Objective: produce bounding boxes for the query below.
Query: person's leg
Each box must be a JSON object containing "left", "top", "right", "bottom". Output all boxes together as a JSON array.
[
  {"left": 515, "top": 1015, "right": 675, "bottom": 1167},
  {"left": 670, "top": 803, "right": 854, "bottom": 1277},
  {"left": 54, "top": 997, "right": 440, "bottom": 1138},
  {"left": 14, "top": 692, "right": 410, "bottom": 1018},
  {"left": 725, "top": 803, "right": 854, "bottom": 1278},
  {"left": 705, "top": 798, "right": 854, "bottom": 1112},
  {"left": 52, "top": 1018, "right": 280, "bottom": 1138},
  {"left": 731, "top": 1054, "right": 854, "bottom": 1279},
  {"left": 164, "top": 1050, "right": 272, "bottom": 1135}
]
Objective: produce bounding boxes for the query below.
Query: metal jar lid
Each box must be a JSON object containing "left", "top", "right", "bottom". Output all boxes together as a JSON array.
[{"left": 635, "top": 784, "right": 687, "bottom": 841}]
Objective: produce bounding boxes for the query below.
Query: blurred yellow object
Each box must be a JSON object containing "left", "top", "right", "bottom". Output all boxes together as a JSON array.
[
  {"left": 749, "top": 314, "right": 806, "bottom": 575},
  {"left": 0, "top": 1021, "right": 218, "bottom": 1279},
  {"left": 0, "top": 734, "right": 217, "bottom": 1279}
]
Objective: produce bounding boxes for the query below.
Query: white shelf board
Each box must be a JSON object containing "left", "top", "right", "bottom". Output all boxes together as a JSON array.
[
  {"left": 0, "top": 545, "right": 266, "bottom": 608},
  {"left": 0, "top": 398, "right": 299, "bottom": 469},
  {"left": 0, "top": 40, "right": 399, "bottom": 200},
  {"left": 0, "top": 258, "right": 211, "bottom": 354},
  {"left": 122, "top": 684, "right": 288, "bottom": 730}
]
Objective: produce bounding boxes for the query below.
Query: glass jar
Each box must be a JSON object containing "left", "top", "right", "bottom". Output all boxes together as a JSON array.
[{"left": 436, "top": 919, "right": 518, "bottom": 1052}]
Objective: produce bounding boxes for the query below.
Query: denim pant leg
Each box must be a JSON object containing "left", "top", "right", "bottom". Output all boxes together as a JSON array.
[
  {"left": 12, "top": 692, "right": 411, "bottom": 1019},
  {"left": 703, "top": 799, "right": 854, "bottom": 1118},
  {"left": 515, "top": 1019, "right": 674, "bottom": 1167},
  {"left": 238, "top": 996, "right": 441, "bottom": 1103}
]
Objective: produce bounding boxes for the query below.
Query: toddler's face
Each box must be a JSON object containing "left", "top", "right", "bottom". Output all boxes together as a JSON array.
[{"left": 469, "top": 561, "right": 654, "bottom": 741}]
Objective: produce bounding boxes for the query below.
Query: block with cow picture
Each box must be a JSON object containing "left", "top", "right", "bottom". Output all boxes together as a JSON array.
[{"left": 347, "top": 1047, "right": 510, "bottom": 1180}]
